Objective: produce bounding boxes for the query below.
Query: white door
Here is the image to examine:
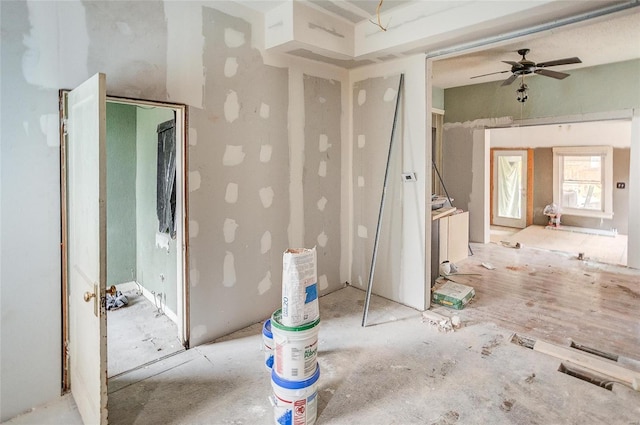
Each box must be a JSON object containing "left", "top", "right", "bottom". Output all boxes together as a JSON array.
[
  {"left": 492, "top": 150, "right": 527, "bottom": 228},
  {"left": 67, "top": 73, "right": 108, "bottom": 425}
]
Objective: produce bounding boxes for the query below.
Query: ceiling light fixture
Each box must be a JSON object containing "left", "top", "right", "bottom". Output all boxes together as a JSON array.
[{"left": 516, "top": 77, "right": 528, "bottom": 103}]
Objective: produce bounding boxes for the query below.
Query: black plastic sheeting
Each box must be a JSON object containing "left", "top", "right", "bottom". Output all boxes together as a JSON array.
[{"left": 157, "top": 118, "right": 176, "bottom": 237}]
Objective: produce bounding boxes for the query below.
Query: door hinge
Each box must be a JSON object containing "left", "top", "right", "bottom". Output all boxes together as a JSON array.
[{"left": 62, "top": 118, "right": 68, "bottom": 136}]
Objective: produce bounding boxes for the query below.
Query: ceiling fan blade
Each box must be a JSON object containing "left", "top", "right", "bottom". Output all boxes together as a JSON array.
[
  {"left": 501, "top": 74, "right": 518, "bottom": 86},
  {"left": 470, "top": 69, "right": 510, "bottom": 79},
  {"left": 534, "top": 69, "right": 570, "bottom": 79},
  {"left": 536, "top": 57, "right": 582, "bottom": 67}
]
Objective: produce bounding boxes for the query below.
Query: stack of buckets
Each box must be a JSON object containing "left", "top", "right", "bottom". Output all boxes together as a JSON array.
[{"left": 263, "top": 248, "right": 321, "bottom": 425}]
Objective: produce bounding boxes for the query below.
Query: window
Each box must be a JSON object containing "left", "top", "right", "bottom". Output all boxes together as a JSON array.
[{"left": 553, "top": 146, "right": 613, "bottom": 219}]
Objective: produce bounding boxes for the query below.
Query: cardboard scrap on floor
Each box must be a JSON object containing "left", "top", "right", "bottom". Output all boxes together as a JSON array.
[{"left": 432, "top": 281, "right": 475, "bottom": 310}]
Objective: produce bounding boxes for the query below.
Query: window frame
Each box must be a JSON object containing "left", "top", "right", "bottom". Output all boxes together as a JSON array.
[{"left": 552, "top": 146, "right": 613, "bottom": 219}]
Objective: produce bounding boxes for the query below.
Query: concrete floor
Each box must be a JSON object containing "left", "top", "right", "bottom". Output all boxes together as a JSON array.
[
  {"left": 108, "top": 282, "right": 184, "bottom": 377},
  {"left": 6, "top": 283, "right": 640, "bottom": 424}
]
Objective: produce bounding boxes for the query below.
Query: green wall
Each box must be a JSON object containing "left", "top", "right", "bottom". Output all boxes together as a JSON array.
[
  {"left": 136, "top": 107, "right": 178, "bottom": 314},
  {"left": 432, "top": 86, "right": 445, "bottom": 110},
  {"left": 444, "top": 59, "right": 640, "bottom": 123},
  {"left": 106, "top": 103, "right": 137, "bottom": 286}
]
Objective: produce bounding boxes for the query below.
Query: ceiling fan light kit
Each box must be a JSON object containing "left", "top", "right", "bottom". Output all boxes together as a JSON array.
[{"left": 471, "top": 48, "right": 582, "bottom": 103}]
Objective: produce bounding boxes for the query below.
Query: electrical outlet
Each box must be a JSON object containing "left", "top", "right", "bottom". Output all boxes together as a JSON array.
[{"left": 616, "top": 182, "right": 625, "bottom": 189}]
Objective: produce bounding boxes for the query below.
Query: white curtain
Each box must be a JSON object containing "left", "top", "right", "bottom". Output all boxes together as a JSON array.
[{"left": 497, "top": 156, "right": 522, "bottom": 219}]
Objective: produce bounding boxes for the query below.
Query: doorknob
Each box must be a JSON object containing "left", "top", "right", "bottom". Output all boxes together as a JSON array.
[
  {"left": 83, "top": 291, "right": 96, "bottom": 302},
  {"left": 106, "top": 285, "right": 117, "bottom": 296},
  {"left": 84, "top": 285, "right": 116, "bottom": 301}
]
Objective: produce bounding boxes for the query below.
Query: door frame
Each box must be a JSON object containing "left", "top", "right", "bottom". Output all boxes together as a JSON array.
[
  {"left": 490, "top": 148, "right": 534, "bottom": 228},
  {"left": 60, "top": 91, "right": 190, "bottom": 392}
]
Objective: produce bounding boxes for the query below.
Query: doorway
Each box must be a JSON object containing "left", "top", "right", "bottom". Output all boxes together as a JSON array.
[
  {"left": 491, "top": 149, "right": 533, "bottom": 228},
  {"left": 60, "top": 91, "right": 189, "bottom": 391}
]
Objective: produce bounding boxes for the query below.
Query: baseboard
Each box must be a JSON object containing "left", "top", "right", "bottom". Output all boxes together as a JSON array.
[{"left": 115, "top": 281, "right": 179, "bottom": 325}]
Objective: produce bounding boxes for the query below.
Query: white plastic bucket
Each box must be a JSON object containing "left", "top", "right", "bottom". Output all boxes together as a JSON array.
[
  {"left": 263, "top": 319, "right": 274, "bottom": 371},
  {"left": 271, "top": 364, "right": 320, "bottom": 425},
  {"left": 271, "top": 309, "right": 319, "bottom": 381}
]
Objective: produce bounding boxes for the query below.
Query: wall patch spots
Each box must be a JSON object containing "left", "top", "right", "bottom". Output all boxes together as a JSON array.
[
  {"left": 224, "top": 57, "right": 238, "bottom": 77},
  {"left": 224, "top": 90, "right": 240, "bottom": 123},
  {"left": 223, "top": 218, "right": 239, "bottom": 243},
  {"left": 260, "top": 102, "right": 270, "bottom": 119},
  {"left": 115, "top": 21, "right": 132, "bottom": 35},
  {"left": 190, "top": 267, "right": 200, "bottom": 287},
  {"left": 261, "top": 230, "right": 272, "bottom": 254},
  {"left": 317, "top": 231, "right": 328, "bottom": 247},
  {"left": 383, "top": 87, "right": 398, "bottom": 102},
  {"left": 317, "top": 196, "right": 327, "bottom": 211},
  {"left": 318, "top": 161, "right": 327, "bottom": 177},
  {"left": 358, "top": 134, "right": 366, "bottom": 148},
  {"left": 260, "top": 144, "right": 272, "bottom": 163},
  {"left": 189, "top": 171, "right": 201, "bottom": 192},
  {"left": 358, "top": 225, "right": 368, "bottom": 238},
  {"left": 223, "top": 251, "right": 237, "bottom": 287},
  {"left": 319, "top": 274, "right": 329, "bottom": 291},
  {"left": 259, "top": 187, "right": 275, "bottom": 208},
  {"left": 225, "top": 183, "right": 239, "bottom": 204},
  {"left": 189, "top": 127, "right": 197, "bottom": 146},
  {"left": 189, "top": 220, "right": 199, "bottom": 238},
  {"left": 40, "top": 114, "right": 60, "bottom": 147},
  {"left": 258, "top": 271, "right": 272, "bottom": 295},
  {"left": 192, "top": 325, "right": 207, "bottom": 340},
  {"left": 358, "top": 176, "right": 365, "bottom": 187},
  {"left": 224, "top": 27, "right": 246, "bottom": 48},
  {"left": 319, "top": 134, "right": 331, "bottom": 152},
  {"left": 223, "top": 145, "right": 246, "bottom": 166},
  {"left": 357, "top": 89, "right": 366, "bottom": 106}
]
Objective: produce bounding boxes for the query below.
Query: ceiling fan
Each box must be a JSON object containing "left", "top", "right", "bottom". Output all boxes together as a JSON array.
[{"left": 471, "top": 48, "right": 582, "bottom": 86}]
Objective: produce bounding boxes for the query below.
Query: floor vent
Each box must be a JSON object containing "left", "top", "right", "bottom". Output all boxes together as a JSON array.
[
  {"left": 570, "top": 342, "right": 619, "bottom": 362},
  {"left": 558, "top": 363, "right": 614, "bottom": 391},
  {"left": 510, "top": 333, "right": 536, "bottom": 349}
]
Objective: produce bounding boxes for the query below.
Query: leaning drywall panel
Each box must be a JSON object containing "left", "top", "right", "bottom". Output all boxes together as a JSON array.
[
  {"left": 303, "top": 75, "right": 342, "bottom": 294},
  {"left": 628, "top": 112, "right": 640, "bottom": 269}
]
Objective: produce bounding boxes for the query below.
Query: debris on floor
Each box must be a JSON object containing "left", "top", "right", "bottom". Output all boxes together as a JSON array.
[
  {"left": 432, "top": 282, "right": 475, "bottom": 310},
  {"left": 481, "top": 262, "right": 495, "bottom": 270},
  {"left": 422, "top": 310, "right": 462, "bottom": 333},
  {"left": 500, "top": 241, "right": 522, "bottom": 249},
  {"left": 106, "top": 290, "right": 128, "bottom": 310}
]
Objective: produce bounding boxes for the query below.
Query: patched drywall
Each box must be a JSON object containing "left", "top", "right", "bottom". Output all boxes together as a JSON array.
[
  {"left": 136, "top": 107, "right": 178, "bottom": 315},
  {"left": 351, "top": 75, "right": 404, "bottom": 300},
  {"left": 187, "top": 7, "right": 290, "bottom": 345},
  {"left": 303, "top": 75, "right": 342, "bottom": 292},
  {"left": 106, "top": 103, "right": 137, "bottom": 286}
]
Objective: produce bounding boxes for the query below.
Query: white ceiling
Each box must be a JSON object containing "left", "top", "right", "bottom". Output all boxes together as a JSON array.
[{"left": 238, "top": 1, "right": 640, "bottom": 88}]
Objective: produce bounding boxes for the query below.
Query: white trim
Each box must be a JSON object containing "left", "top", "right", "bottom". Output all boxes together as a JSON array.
[{"left": 552, "top": 146, "right": 613, "bottom": 219}]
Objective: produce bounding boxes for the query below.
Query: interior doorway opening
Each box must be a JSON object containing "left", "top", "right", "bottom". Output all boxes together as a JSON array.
[{"left": 60, "top": 91, "right": 189, "bottom": 392}]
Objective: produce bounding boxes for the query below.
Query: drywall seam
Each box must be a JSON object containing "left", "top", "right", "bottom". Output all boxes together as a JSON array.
[
  {"left": 288, "top": 67, "right": 305, "bottom": 248},
  {"left": 164, "top": 2, "right": 204, "bottom": 108},
  {"left": 342, "top": 63, "right": 353, "bottom": 284},
  {"left": 628, "top": 110, "right": 640, "bottom": 269}
]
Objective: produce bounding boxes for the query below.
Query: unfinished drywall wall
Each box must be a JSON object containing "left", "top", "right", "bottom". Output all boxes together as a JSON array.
[
  {"left": 303, "top": 75, "right": 341, "bottom": 292},
  {"left": 351, "top": 75, "right": 403, "bottom": 300},
  {"left": 136, "top": 107, "right": 178, "bottom": 317},
  {"left": 0, "top": 2, "right": 62, "bottom": 419},
  {"left": 106, "top": 103, "right": 137, "bottom": 286},
  {"left": 187, "top": 6, "right": 291, "bottom": 345}
]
